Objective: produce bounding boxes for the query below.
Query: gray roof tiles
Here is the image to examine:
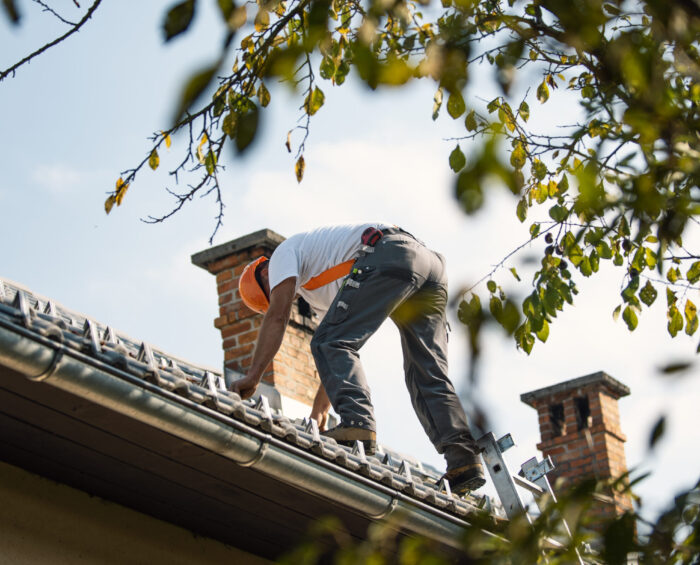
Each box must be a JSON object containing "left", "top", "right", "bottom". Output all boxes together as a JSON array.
[{"left": 0, "top": 277, "right": 493, "bottom": 521}]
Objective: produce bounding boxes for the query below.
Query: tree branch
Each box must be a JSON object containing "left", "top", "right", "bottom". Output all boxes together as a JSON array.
[{"left": 0, "top": 0, "right": 102, "bottom": 82}]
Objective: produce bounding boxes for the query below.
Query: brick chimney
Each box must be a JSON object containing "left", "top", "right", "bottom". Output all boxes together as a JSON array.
[
  {"left": 521, "top": 371, "right": 633, "bottom": 524},
  {"left": 191, "top": 229, "right": 320, "bottom": 417}
]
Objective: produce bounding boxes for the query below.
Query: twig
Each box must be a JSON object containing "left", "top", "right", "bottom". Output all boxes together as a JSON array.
[
  {"left": 1, "top": 0, "right": 102, "bottom": 82},
  {"left": 31, "top": 0, "right": 77, "bottom": 25}
]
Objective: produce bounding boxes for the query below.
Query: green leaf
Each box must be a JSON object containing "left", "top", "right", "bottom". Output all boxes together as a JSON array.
[
  {"left": 515, "top": 323, "right": 535, "bottom": 354},
  {"left": 612, "top": 304, "right": 621, "bottom": 321},
  {"left": 667, "top": 267, "right": 680, "bottom": 283},
  {"left": 455, "top": 171, "right": 484, "bottom": 214},
  {"left": 668, "top": 305, "right": 684, "bottom": 337},
  {"left": 529, "top": 223, "right": 540, "bottom": 238},
  {"left": 446, "top": 92, "right": 466, "bottom": 119},
  {"left": 648, "top": 416, "right": 665, "bottom": 448},
  {"left": 163, "top": 0, "right": 196, "bottom": 42},
  {"left": 500, "top": 300, "right": 521, "bottom": 334},
  {"left": 510, "top": 267, "right": 521, "bottom": 281},
  {"left": 489, "top": 296, "right": 502, "bottom": 318},
  {"left": 687, "top": 261, "right": 700, "bottom": 284},
  {"left": 536, "top": 80, "right": 549, "bottom": 103},
  {"left": 667, "top": 288, "right": 677, "bottom": 306},
  {"left": 685, "top": 299, "right": 698, "bottom": 336},
  {"left": 234, "top": 103, "right": 259, "bottom": 153},
  {"left": 205, "top": 150, "right": 217, "bottom": 175},
  {"left": 487, "top": 280, "right": 497, "bottom": 293},
  {"left": 516, "top": 197, "right": 528, "bottom": 222},
  {"left": 536, "top": 318, "right": 549, "bottom": 342},
  {"left": 580, "top": 256, "right": 592, "bottom": 277},
  {"left": 639, "top": 281, "right": 658, "bottom": 306},
  {"left": 257, "top": 82, "right": 271, "bottom": 107},
  {"left": 518, "top": 101, "right": 530, "bottom": 122},
  {"left": 304, "top": 87, "right": 325, "bottom": 116},
  {"left": 532, "top": 160, "right": 547, "bottom": 180},
  {"left": 622, "top": 305, "right": 638, "bottom": 331},
  {"left": 510, "top": 142, "right": 526, "bottom": 169},
  {"left": 172, "top": 63, "right": 218, "bottom": 124},
  {"left": 557, "top": 174, "right": 569, "bottom": 194},
  {"left": 464, "top": 110, "right": 477, "bottom": 131},
  {"left": 148, "top": 149, "right": 160, "bottom": 171},
  {"left": 222, "top": 111, "right": 237, "bottom": 138},
  {"left": 548, "top": 205, "right": 568, "bottom": 222},
  {"left": 449, "top": 145, "right": 466, "bottom": 172},
  {"left": 217, "top": 0, "right": 234, "bottom": 20},
  {"left": 319, "top": 56, "right": 336, "bottom": 80}
]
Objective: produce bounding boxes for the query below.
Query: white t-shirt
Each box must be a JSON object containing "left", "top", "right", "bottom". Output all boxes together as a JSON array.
[{"left": 268, "top": 223, "right": 392, "bottom": 318}]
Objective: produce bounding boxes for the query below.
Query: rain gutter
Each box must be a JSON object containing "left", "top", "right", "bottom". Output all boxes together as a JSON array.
[{"left": 0, "top": 318, "right": 486, "bottom": 550}]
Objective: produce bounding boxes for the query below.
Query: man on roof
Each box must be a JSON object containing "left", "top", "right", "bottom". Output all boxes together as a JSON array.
[{"left": 233, "top": 223, "right": 485, "bottom": 494}]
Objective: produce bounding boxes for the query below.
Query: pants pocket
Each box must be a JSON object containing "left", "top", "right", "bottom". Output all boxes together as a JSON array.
[{"left": 324, "top": 265, "right": 374, "bottom": 325}]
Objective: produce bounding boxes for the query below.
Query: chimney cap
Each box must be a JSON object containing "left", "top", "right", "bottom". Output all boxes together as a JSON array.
[
  {"left": 191, "top": 228, "right": 286, "bottom": 270},
  {"left": 520, "top": 371, "right": 630, "bottom": 407}
]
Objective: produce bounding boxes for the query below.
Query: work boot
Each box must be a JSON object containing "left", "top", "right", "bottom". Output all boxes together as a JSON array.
[
  {"left": 322, "top": 424, "right": 377, "bottom": 455},
  {"left": 442, "top": 462, "right": 486, "bottom": 495}
]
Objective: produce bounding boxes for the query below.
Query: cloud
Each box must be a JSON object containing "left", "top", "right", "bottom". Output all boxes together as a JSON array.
[{"left": 30, "top": 164, "right": 89, "bottom": 194}]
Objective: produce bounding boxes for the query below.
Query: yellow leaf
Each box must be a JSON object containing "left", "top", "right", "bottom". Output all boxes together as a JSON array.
[
  {"left": 116, "top": 177, "right": 125, "bottom": 190},
  {"left": 295, "top": 155, "right": 305, "bottom": 183},
  {"left": 254, "top": 9, "right": 269, "bottom": 32},
  {"left": 149, "top": 149, "right": 160, "bottom": 171},
  {"left": 197, "top": 133, "right": 208, "bottom": 164},
  {"left": 115, "top": 182, "right": 129, "bottom": 205},
  {"left": 104, "top": 194, "right": 116, "bottom": 214},
  {"left": 162, "top": 131, "right": 172, "bottom": 148}
]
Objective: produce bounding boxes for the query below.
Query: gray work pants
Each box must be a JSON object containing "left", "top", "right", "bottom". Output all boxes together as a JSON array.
[{"left": 310, "top": 231, "right": 480, "bottom": 470}]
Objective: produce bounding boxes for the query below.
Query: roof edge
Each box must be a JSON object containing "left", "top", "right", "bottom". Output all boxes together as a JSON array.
[
  {"left": 191, "top": 229, "right": 286, "bottom": 270},
  {"left": 520, "top": 371, "right": 630, "bottom": 407}
]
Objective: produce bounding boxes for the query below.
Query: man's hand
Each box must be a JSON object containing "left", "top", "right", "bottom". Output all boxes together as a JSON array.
[
  {"left": 310, "top": 383, "right": 332, "bottom": 431},
  {"left": 230, "top": 374, "right": 260, "bottom": 400},
  {"left": 310, "top": 407, "right": 329, "bottom": 431}
]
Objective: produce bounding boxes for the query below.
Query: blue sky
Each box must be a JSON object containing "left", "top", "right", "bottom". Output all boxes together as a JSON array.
[{"left": 2, "top": 1, "right": 699, "bottom": 522}]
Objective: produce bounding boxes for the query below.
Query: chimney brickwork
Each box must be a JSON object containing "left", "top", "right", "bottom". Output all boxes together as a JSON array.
[
  {"left": 192, "top": 229, "right": 320, "bottom": 407},
  {"left": 521, "top": 372, "right": 633, "bottom": 523}
]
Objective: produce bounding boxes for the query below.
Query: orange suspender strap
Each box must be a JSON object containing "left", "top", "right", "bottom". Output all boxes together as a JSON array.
[{"left": 302, "top": 259, "right": 356, "bottom": 291}]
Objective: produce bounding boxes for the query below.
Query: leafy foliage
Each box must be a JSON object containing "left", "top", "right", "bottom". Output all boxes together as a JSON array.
[
  {"left": 2, "top": 0, "right": 698, "bottom": 346},
  {"left": 278, "top": 475, "right": 700, "bottom": 564}
]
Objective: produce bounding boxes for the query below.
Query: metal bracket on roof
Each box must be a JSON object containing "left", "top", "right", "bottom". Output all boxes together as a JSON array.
[
  {"left": 520, "top": 456, "right": 555, "bottom": 484},
  {"left": 34, "top": 299, "right": 43, "bottom": 313},
  {"left": 497, "top": 433, "right": 515, "bottom": 453},
  {"left": 82, "top": 320, "right": 101, "bottom": 355},
  {"left": 352, "top": 440, "right": 368, "bottom": 464},
  {"left": 0, "top": 279, "right": 5, "bottom": 303},
  {"left": 137, "top": 342, "right": 158, "bottom": 373},
  {"left": 102, "top": 326, "right": 119, "bottom": 345},
  {"left": 202, "top": 371, "right": 226, "bottom": 397},
  {"left": 12, "top": 290, "right": 32, "bottom": 327},
  {"left": 437, "top": 476, "right": 452, "bottom": 497},
  {"left": 44, "top": 301, "right": 59, "bottom": 318},
  {"left": 382, "top": 451, "right": 394, "bottom": 468},
  {"left": 255, "top": 394, "right": 273, "bottom": 423},
  {"left": 304, "top": 418, "right": 321, "bottom": 444},
  {"left": 399, "top": 460, "right": 413, "bottom": 482}
]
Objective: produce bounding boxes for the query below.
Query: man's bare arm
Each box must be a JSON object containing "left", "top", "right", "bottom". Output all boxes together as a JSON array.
[{"left": 231, "top": 276, "right": 296, "bottom": 399}]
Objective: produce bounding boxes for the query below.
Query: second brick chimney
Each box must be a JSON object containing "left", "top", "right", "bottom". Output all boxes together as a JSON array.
[
  {"left": 191, "top": 229, "right": 320, "bottom": 417},
  {"left": 521, "top": 371, "right": 634, "bottom": 526}
]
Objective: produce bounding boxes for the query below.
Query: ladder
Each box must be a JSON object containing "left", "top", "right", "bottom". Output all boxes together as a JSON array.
[{"left": 477, "top": 432, "right": 585, "bottom": 564}]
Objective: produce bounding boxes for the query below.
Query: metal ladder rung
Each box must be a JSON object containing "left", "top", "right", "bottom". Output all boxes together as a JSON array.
[{"left": 513, "top": 473, "right": 546, "bottom": 496}]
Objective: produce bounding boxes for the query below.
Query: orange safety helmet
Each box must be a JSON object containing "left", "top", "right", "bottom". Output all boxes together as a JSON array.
[{"left": 238, "top": 256, "right": 270, "bottom": 314}]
